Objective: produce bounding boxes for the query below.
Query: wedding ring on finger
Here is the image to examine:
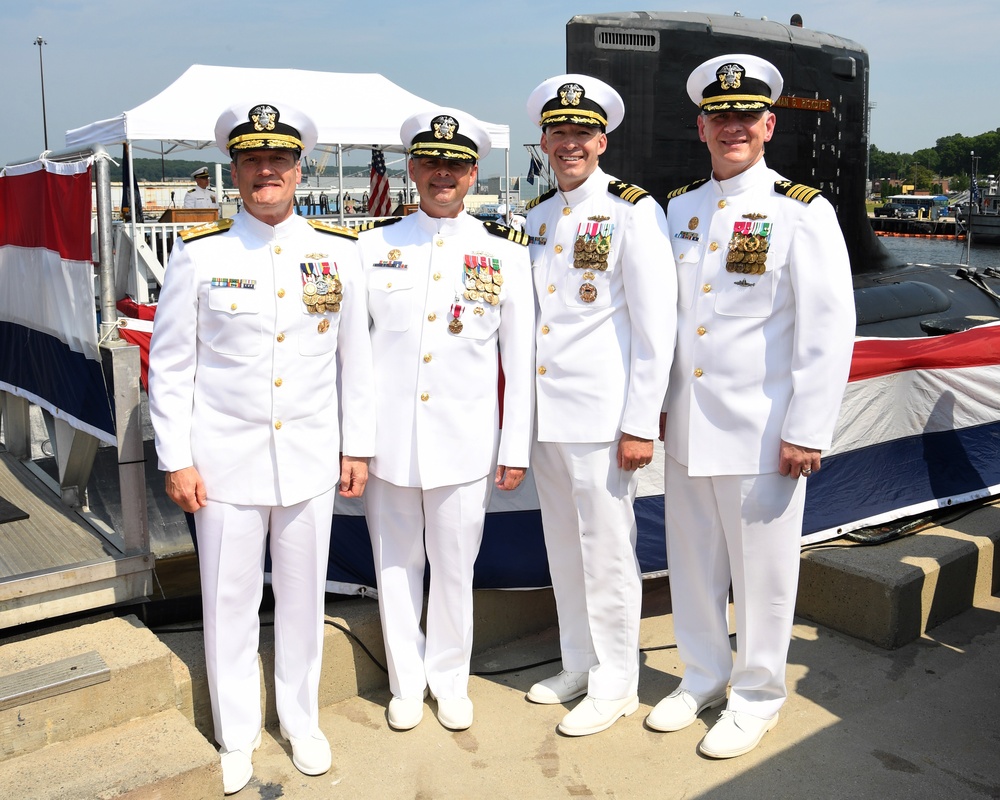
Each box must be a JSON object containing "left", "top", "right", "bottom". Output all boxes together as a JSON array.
[{"left": 801, "top": 467, "right": 813, "bottom": 476}]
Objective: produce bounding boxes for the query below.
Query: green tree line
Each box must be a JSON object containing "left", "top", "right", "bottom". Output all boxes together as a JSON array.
[{"left": 869, "top": 129, "right": 1000, "bottom": 193}]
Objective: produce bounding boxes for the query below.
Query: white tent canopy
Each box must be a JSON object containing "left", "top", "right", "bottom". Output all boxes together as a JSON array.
[{"left": 65, "top": 64, "right": 510, "bottom": 156}]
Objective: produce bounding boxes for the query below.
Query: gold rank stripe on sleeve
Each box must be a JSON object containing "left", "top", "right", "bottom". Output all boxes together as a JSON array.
[
  {"left": 607, "top": 180, "right": 650, "bottom": 204},
  {"left": 773, "top": 181, "right": 822, "bottom": 204},
  {"left": 525, "top": 189, "right": 557, "bottom": 210},
  {"left": 354, "top": 217, "right": 403, "bottom": 233},
  {"left": 665, "top": 178, "right": 710, "bottom": 200},
  {"left": 308, "top": 219, "right": 359, "bottom": 239},
  {"left": 178, "top": 218, "right": 234, "bottom": 242},
  {"left": 482, "top": 220, "right": 530, "bottom": 246}
]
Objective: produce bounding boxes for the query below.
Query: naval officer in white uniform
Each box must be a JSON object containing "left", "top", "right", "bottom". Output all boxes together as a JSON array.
[
  {"left": 148, "top": 101, "right": 375, "bottom": 794},
  {"left": 184, "top": 165, "right": 219, "bottom": 209},
  {"left": 522, "top": 75, "right": 675, "bottom": 736},
  {"left": 653, "top": 55, "right": 855, "bottom": 758},
  {"left": 358, "top": 108, "right": 535, "bottom": 732}
]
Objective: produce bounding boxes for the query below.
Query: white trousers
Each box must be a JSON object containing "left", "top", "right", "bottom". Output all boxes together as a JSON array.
[
  {"left": 364, "top": 474, "right": 490, "bottom": 700},
  {"left": 664, "top": 454, "right": 805, "bottom": 719},
  {"left": 532, "top": 440, "right": 642, "bottom": 700},
  {"left": 194, "top": 488, "right": 335, "bottom": 750}
]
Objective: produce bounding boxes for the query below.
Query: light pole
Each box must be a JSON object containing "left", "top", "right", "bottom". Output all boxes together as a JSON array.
[{"left": 34, "top": 36, "right": 48, "bottom": 150}]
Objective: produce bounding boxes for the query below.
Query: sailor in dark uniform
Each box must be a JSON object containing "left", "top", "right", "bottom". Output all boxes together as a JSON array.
[
  {"left": 148, "top": 101, "right": 375, "bottom": 794},
  {"left": 522, "top": 74, "right": 675, "bottom": 736},
  {"left": 653, "top": 54, "right": 855, "bottom": 758}
]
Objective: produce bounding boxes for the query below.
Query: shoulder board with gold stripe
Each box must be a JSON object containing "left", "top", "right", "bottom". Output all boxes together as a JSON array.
[
  {"left": 308, "top": 219, "right": 359, "bottom": 239},
  {"left": 525, "top": 189, "right": 557, "bottom": 210},
  {"left": 665, "top": 178, "right": 710, "bottom": 201},
  {"left": 774, "top": 181, "right": 821, "bottom": 204},
  {"left": 482, "top": 220, "right": 529, "bottom": 246},
  {"left": 354, "top": 217, "right": 403, "bottom": 233},
  {"left": 608, "top": 180, "right": 650, "bottom": 204},
  {"left": 178, "top": 218, "right": 234, "bottom": 242}
]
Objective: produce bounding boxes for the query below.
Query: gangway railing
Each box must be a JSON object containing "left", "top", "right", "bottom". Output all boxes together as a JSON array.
[{"left": 1, "top": 144, "right": 151, "bottom": 626}]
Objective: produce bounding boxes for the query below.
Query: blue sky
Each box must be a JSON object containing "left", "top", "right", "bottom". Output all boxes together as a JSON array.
[{"left": 3, "top": 1, "right": 997, "bottom": 176}]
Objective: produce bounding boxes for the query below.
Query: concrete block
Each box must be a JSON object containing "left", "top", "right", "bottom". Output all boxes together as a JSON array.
[
  {"left": 0, "top": 615, "right": 177, "bottom": 761},
  {"left": 0, "top": 709, "right": 219, "bottom": 800},
  {"left": 796, "top": 506, "right": 1000, "bottom": 649}
]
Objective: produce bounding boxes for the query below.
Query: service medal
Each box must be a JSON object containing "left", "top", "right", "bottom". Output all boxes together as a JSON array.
[{"left": 449, "top": 318, "right": 464, "bottom": 333}]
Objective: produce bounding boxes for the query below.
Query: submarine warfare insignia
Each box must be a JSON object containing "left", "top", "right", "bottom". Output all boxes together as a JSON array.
[
  {"left": 301, "top": 260, "right": 343, "bottom": 313},
  {"left": 573, "top": 220, "right": 613, "bottom": 271},
  {"left": 726, "top": 219, "right": 771, "bottom": 275},
  {"left": 463, "top": 254, "right": 502, "bottom": 306}
]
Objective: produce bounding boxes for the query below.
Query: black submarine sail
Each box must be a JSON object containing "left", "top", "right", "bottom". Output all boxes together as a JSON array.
[{"left": 566, "top": 11, "right": 996, "bottom": 337}]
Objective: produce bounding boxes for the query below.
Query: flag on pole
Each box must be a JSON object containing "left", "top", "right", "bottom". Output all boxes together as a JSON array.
[
  {"left": 526, "top": 151, "right": 543, "bottom": 185},
  {"left": 121, "top": 143, "right": 143, "bottom": 222},
  {"left": 369, "top": 148, "right": 391, "bottom": 217},
  {"left": 971, "top": 173, "right": 980, "bottom": 207}
]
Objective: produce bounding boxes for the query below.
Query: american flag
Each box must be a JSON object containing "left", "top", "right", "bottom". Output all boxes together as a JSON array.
[{"left": 369, "top": 148, "right": 392, "bottom": 217}]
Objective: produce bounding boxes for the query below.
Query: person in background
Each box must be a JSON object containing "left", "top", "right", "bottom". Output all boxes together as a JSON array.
[
  {"left": 653, "top": 54, "right": 855, "bottom": 758},
  {"left": 522, "top": 74, "right": 675, "bottom": 736},
  {"left": 148, "top": 101, "right": 375, "bottom": 794},
  {"left": 357, "top": 107, "right": 535, "bottom": 733},
  {"left": 183, "top": 165, "right": 219, "bottom": 209}
]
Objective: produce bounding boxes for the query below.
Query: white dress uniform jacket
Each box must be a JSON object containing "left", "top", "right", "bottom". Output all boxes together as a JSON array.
[
  {"left": 665, "top": 160, "right": 855, "bottom": 474},
  {"left": 183, "top": 184, "right": 219, "bottom": 209},
  {"left": 358, "top": 210, "right": 535, "bottom": 488},
  {"left": 148, "top": 211, "right": 376, "bottom": 504},
  {"left": 528, "top": 167, "right": 676, "bottom": 443}
]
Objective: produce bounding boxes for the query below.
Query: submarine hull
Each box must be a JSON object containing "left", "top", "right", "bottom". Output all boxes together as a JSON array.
[{"left": 565, "top": 11, "right": 1000, "bottom": 336}]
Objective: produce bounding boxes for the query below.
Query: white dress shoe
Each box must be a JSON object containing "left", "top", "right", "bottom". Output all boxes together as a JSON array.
[
  {"left": 557, "top": 694, "right": 639, "bottom": 736},
  {"left": 435, "top": 696, "right": 474, "bottom": 730},
  {"left": 646, "top": 688, "right": 727, "bottom": 732},
  {"left": 698, "top": 709, "right": 778, "bottom": 759},
  {"left": 220, "top": 731, "right": 261, "bottom": 795},
  {"left": 387, "top": 695, "right": 425, "bottom": 730},
  {"left": 279, "top": 725, "right": 332, "bottom": 776},
  {"left": 526, "top": 670, "right": 589, "bottom": 705}
]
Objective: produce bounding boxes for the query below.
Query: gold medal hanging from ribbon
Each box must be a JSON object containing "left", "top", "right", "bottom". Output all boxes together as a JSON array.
[{"left": 449, "top": 301, "right": 465, "bottom": 333}]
